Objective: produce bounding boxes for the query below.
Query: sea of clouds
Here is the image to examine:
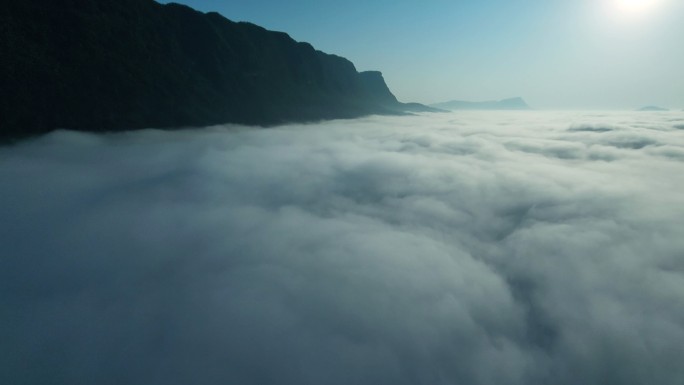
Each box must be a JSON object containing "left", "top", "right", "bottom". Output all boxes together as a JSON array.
[{"left": 2, "top": 111, "right": 684, "bottom": 385}]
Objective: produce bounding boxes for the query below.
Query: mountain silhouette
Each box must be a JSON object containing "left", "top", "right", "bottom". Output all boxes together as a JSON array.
[
  {"left": 0, "top": 0, "right": 433, "bottom": 141},
  {"left": 638, "top": 106, "right": 669, "bottom": 111},
  {"left": 431, "top": 97, "right": 531, "bottom": 110}
]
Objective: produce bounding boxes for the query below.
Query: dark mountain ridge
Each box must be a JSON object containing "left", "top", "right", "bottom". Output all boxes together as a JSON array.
[{"left": 0, "top": 0, "right": 432, "bottom": 141}]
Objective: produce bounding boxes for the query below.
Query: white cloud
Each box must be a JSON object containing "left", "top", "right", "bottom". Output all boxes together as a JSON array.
[{"left": 1, "top": 111, "right": 684, "bottom": 384}]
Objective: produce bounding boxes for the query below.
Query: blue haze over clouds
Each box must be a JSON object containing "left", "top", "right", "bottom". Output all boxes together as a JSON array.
[
  {"left": 158, "top": 0, "right": 684, "bottom": 109},
  {"left": 3, "top": 2, "right": 684, "bottom": 384}
]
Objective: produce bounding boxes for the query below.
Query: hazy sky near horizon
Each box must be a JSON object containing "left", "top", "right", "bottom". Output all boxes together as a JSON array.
[{"left": 158, "top": 0, "right": 684, "bottom": 109}]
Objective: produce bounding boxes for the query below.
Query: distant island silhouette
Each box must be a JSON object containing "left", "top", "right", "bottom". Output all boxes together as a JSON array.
[
  {"left": 430, "top": 97, "right": 531, "bottom": 111},
  {"left": 638, "top": 106, "right": 669, "bottom": 111},
  {"left": 1, "top": 0, "right": 435, "bottom": 141}
]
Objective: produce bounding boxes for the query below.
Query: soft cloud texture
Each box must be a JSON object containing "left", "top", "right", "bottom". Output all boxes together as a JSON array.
[{"left": 2, "top": 111, "right": 684, "bottom": 385}]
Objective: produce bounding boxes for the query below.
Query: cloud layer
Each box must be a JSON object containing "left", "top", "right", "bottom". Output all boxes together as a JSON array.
[{"left": 2, "top": 111, "right": 684, "bottom": 385}]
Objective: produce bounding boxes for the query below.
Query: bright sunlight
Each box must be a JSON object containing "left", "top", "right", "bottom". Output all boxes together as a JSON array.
[{"left": 613, "top": 0, "right": 663, "bottom": 13}]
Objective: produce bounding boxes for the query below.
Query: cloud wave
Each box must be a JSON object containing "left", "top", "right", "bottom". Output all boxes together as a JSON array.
[{"left": 2, "top": 111, "right": 684, "bottom": 385}]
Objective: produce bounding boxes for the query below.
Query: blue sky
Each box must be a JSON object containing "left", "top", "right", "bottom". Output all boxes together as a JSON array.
[{"left": 158, "top": 0, "right": 684, "bottom": 109}]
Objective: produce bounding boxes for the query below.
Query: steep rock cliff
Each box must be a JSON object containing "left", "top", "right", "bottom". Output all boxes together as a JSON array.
[{"left": 0, "top": 0, "right": 429, "bottom": 141}]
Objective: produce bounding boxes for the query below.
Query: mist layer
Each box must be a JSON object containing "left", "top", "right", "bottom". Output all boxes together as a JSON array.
[{"left": 2, "top": 111, "right": 684, "bottom": 385}]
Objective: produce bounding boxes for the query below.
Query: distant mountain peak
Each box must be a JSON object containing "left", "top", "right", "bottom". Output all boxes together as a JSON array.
[
  {"left": 638, "top": 106, "right": 669, "bottom": 111},
  {"left": 430, "top": 97, "right": 531, "bottom": 111},
  {"left": 502, "top": 97, "right": 526, "bottom": 104}
]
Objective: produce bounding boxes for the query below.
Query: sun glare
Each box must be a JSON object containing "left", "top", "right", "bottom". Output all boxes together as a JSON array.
[{"left": 614, "top": 0, "right": 660, "bottom": 13}]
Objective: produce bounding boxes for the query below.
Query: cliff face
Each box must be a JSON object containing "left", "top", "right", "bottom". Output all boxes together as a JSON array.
[{"left": 0, "top": 0, "right": 421, "bottom": 140}]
